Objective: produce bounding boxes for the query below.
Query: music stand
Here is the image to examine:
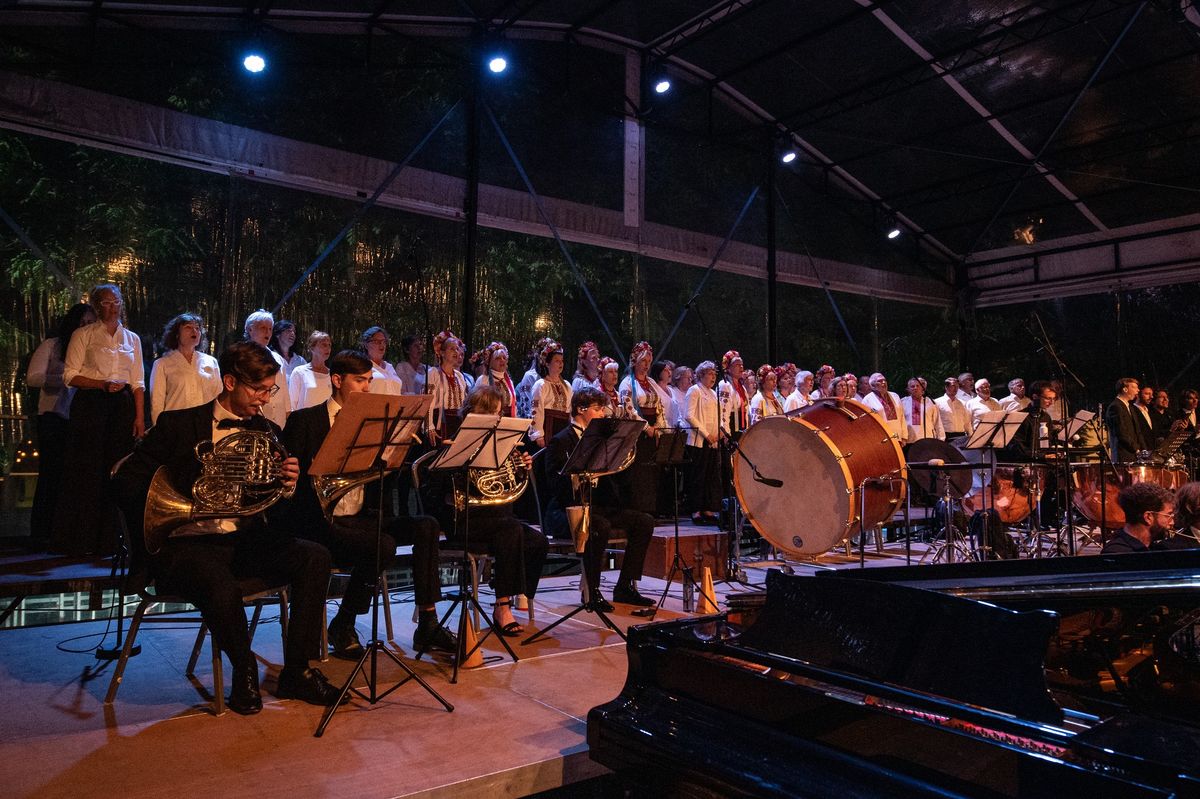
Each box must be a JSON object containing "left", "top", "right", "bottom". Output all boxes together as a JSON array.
[
  {"left": 313, "top": 392, "right": 452, "bottom": 737},
  {"left": 963, "top": 409, "right": 1027, "bottom": 560},
  {"left": 637, "top": 429, "right": 716, "bottom": 617},
  {"left": 522, "top": 417, "right": 643, "bottom": 645},
  {"left": 418, "top": 413, "right": 528, "bottom": 683}
]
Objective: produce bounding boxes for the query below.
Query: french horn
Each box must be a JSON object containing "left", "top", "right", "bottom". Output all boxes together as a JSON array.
[{"left": 143, "top": 429, "right": 294, "bottom": 555}]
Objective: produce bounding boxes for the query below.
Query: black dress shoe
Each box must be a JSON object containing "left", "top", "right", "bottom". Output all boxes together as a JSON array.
[
  {"left": 228, "top": 662, "right": 263, "bottom": 715},
  {"left": 275, "top": 666, "right": 349, "bottom": 706},
  {"left": 612, "top": 585, "right": 655, "bottom": 607},
  {"left": 413, "top": 620, "right": 459, "bottom": 653},
  {"left": 327, "top": 617, "right": 365, "bottom": 660},
  {"left": 589, "top": 597, "right": 615, "bottom": 613}
]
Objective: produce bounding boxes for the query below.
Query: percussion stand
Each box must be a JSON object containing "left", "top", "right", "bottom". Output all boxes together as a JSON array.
[
  {"left": 922, "top": 465, "right": 972, "bottom": 565},
  {"left": 963, "top": 410, "right": 1023, "bottom": 561}
]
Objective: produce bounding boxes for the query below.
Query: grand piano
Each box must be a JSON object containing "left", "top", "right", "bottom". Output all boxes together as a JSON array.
[{"left": 588, "top": 551, "right": 1200, "bottom": 797}]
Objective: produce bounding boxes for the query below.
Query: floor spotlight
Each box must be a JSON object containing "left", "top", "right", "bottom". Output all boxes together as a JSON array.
[
  {"left": 488, "top": 56, "right": 508, "bottom": 74},
  {"left": 242, "top": 53, "right": 267, "bottom": 74},
  {"left": 781, "top": 150, "right": 797, "bottom": 164}
]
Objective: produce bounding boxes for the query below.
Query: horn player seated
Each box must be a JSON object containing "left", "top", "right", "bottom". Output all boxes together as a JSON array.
[
  {"left": 114, "top": 342, "right": 342, "bottom": 715},
  {"left": 280, "top": 350, "right": 457, "bottom": 659}
]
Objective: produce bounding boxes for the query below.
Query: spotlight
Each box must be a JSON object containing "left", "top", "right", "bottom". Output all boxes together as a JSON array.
[
  {"left": 887, "top": 227, "right": 901, "bottom": 240},
  {"left": 781, "top": 150, "right": 797, "bottom": 164},
  {"left": 242, "top": 53, "right": 266, "bottom": 74},
  {"left": 487, "top": 56, "right": 508, "bottom": 74},
  {"left": 653, "top": 78, "right": 671, "bottom": 94}
]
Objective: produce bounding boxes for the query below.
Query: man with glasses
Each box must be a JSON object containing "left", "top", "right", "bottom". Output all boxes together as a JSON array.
[
  {"left": 1102, "top": 482, "right": 1175, "bottom": 554},
  {"left": 116, "top": 341, "right": 342, "bottom": 714}
]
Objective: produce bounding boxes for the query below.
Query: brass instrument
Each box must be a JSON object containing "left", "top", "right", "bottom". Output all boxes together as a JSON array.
[
  {"left": 143, "top": 429, "right": 294, "bottom": 555},
  {"left": 456, "top": 448, "right": 530, "bottom": 511},
  {"left": 312, "top": 469, "right": 381, "bottom": 522}
]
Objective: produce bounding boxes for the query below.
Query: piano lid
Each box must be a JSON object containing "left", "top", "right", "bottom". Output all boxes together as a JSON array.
[{"left": 736, "top": 570, "right": 1064, "bottom": 724}]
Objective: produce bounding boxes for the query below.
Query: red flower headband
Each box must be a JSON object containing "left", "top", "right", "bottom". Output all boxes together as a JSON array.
[
  {"left": 722, "top": 349, "right": 742, "bottom": 371},
  {"left": 630, "top": 341, "right": 653, "bottom": 365}
]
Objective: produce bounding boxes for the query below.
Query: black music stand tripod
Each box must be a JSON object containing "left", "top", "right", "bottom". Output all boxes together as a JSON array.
[
  {"left": 316, "top": 394, "right": 453, "bottom": 737},
  {"left": 416, "top": 414, "right": 527, "bottom": 683},
  {"left": 640, "top": 429, "right": 719, "bottom": 617},
  {"left": 962, "top": 409, "right": 1026, "bottom": 560},
  {"left": 522, "top": 418, "right": 643, "bottom": 645}
]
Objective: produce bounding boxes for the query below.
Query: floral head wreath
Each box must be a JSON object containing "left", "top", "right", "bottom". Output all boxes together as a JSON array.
[
  {"left": 468, "top": 348, "right": 487, "bottom": 370},
  {"left": 432, "top": 329, "right": 458, "bottom": 361},
  {"left": 817, "top": 364, "right": 835, "bottom": 377},
  {"left": 577, "top": 341, "right": 598, "bottom": 362},
  {"left": 778, "top": 362, "right": 798, "bottom": 380},
  {"left": 598, "top": 356, "right": 617, "bottom": 373},
  {"left": 532, "top": 336, "right": 554, "bottom": 357},
  {"left": 630, "top": 341, "right": 653, "bottom": 365},
  {"left": 538, "top": 340, "right": 563, "bottom": 369},
  {"left": 483, "top": 341, "right": 509, "bottom": 370},
  {"left": 722, "top": 349, "right": 742, "bottom": 372},
  {"left": 756, "top": 364, "right": 776, "bottom": 385},
  {"left": 843, "top": 372, "right": 858, "bottom": 387}
]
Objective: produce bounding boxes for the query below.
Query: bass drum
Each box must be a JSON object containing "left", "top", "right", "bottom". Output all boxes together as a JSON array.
[{"left": 733, "top": 399, "right": 907, "bottom": 556}]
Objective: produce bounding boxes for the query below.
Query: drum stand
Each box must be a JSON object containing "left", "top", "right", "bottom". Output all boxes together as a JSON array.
[{"left": 922, "top": 467, "right": 974, "bottom": 565}]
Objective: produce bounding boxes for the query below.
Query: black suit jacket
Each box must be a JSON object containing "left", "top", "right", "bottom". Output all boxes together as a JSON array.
[
  {"left": 1105, "top": 398, "right": 1147, "bottom": 462},
  {"left": 279, "top": 402, "right": 334, "bottom": 534},
  {"left": 544, "top": 423, "right": 622, "bottom": 519}
]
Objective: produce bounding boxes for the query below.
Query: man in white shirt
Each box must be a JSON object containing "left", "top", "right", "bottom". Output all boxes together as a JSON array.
[
  {"left": 900, "top": 377, "right": 944, "bottom": 441},
  {"left": 965, "top": 378, "right": 1003, "bottom": 430},
  {"left": 998, "top": 378, "right": 1030, "bottom": 411},
  {"left": 935, "top": 377, "right": 971, "bottom": 440},
  {"left": 955, "top": 372, "right": 976, "bottom": 403},
  {"left": 861, "top": 373, "right": 906, "bottom": 443}
]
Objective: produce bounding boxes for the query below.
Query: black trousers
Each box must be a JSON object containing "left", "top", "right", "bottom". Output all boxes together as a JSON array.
[
  {"left": 304, "top": 516, "right": 398, "bottom": 616},
  {"left": 545, "top": 505, "right": 654, "bottom": 592},
  {"left": 51, "top": 388, "right": 134, "bottom": 555},
  {"left": 152, "top": 528, "right": 331, "bottom": 668},
  {"left": 445, "top": 508, "right": 547, "bottom": 599},
  {"left": 31, "top": 412, "right": 69, "bottom": 544},
  {"left": 685, "top": 445, "right": 721, "bottom": 515}
]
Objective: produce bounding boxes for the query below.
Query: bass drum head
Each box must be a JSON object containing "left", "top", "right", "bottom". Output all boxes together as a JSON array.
[{"left": 733, "top": 415, "right": 852, "bottom": 556}]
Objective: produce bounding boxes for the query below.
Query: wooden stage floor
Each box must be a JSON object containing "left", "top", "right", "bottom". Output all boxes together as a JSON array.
[{"left": 0, "top": 529, "right": 1091, "bottom": 799}]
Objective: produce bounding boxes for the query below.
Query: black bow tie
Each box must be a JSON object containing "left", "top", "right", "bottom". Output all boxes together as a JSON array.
[{"left": 217, "top": 417, "right": 264, "bottom": 430}]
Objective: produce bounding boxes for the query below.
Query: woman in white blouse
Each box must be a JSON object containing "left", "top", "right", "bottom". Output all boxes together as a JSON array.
[
  {"left": 685, "top": 361, "right": 722, "bottom": 526},
  {"left": 784, "top": 368, "right": 814, "bottom": 413},
  {"left": 269, "top": 319, "right": 306, "bottom": 379},
  {"left": 571, "top": 341, "right": 601, "bottom": 394},
  {"left": 288, "top": 330, "right": 333, "bottom": 410},
  {"left": 360, "top": 325, "right": 404, "bottom": 396},
  {"left": 668, "top": 365, "right": 693, "bottom": 428},
  {"left": 148, "top": 313, "right": 222, "bottom": 424},
  {"left": 25, "top": 303, "right": 94, "bottom": 546},
  {"left": 395, "top": 333, "right": 428, "bottom": 396},
  {"left": 529, "top": 341, "right": 572, "bottom": 446},
  {"left": 55, "top": 283, "right": 145, "bottom": 555},
  {"left": 243, "top": 309, "right": 291, "bottom": 427},
  {"left": 748, "top": 364, "right": 784, "bottom": 425}
]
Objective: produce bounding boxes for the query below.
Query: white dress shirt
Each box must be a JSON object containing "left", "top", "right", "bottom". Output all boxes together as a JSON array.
[
  {"left": 685, "top": 384, "right": 720, "bottom": 448},
  {"left": 26, "top": 337, "right": 74, "bottom": 418},
  {"left": 149, "top": 348, "right": 222, "bottom": 423},
  {"left": 783, "top": 390, "right": 812, "bottom": 413},
  {"left": 280, "top": 352, "right": 305, "bottom": 380},
  {"left": 935, "top": 394, "right": 971, "bottom": 436},
  {"left": 998, "top": 394, "right": 1031, "bottom": 411},
  {"left": 862, "top": 390, "right": 907, "bottom": 443},
  {"left": 530, "top": 377, "right": 573, "bottom": 443},
  {"left": 259, "top": 349, "right": 291, "bottom": 428},
  {"left": 368, "top": 360, "right": 404, "bottom": 396},
  {"left": 326, "top": 398, "right": 364, "bottom": 516},
  {"left": 63, "top": 321, "right": 145, "bottom": 390},
  {"left": 288, "top": 362, "right": 332, "bottom": 410},
  {"left": 667, "top": 385, "right": 689, "bottom": 428},
  {"left": 966, "top": 395, "right": 1003, "bottom": 431},
  {"left": 900, "top": 396, "right": 945, "bottom": 441},
  {"left": 395, "top": 361, "right": 428, "bottom": 396}
]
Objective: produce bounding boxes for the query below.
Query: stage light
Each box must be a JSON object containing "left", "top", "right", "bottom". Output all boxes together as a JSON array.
[
  {"left": 242, "top": 53, "right": 266, "bottom": 74},
  {"left": 781, "top": 150, "right": 797, "bottom": 164},
  {"left": 654, "top": 78, "right": 671, "bottom": 94},
  {"left": 887, "top": 227, "right": 901, "bottom": 240},
  {"left": 487, "top": 56, "right": 508, "bottom": 74}
]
